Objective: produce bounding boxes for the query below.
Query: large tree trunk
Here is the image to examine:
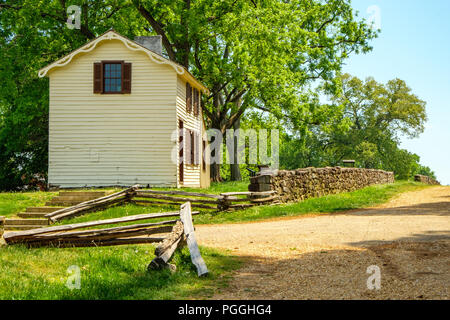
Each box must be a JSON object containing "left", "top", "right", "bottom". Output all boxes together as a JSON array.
[
  {"left": 210, "top": 163, "right": 222, "bottom": 182},
  {"left": 229, "top": 117, "right": 242, "bottom": 181}
]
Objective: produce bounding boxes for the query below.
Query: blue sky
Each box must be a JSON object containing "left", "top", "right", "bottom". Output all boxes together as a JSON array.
[{"left": 343, "top": 0, "right": 450, "bottom": 185}]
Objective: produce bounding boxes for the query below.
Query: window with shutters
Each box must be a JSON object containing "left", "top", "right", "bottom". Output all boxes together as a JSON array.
[
  {"left": 93, "top": 61, "right": 131, "bottom": 94},
  {"left": 179, "top": 120, "right": 184, "bottom": 182}
]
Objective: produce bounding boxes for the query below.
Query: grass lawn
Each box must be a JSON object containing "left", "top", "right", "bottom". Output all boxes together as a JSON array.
[
  {"left": 0, "top": 181, "right": 249, "bottom": 300},
  {"left": 0, "top": 179, "right": 431, "bottom": 299},
  {"left": 0, "top": 191, "right": 58, "bottom": 217},
  {"left": 0, "top": 244, "right": 241, "bottom": 299}
]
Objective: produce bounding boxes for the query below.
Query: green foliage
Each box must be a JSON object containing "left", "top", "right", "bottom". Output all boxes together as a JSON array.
[
  {"left": 0, "top": 0, "right": 377, "bottom": 187},
  {"left": 277, "top": 74, "right": 432, "bottom": 180},
  {"left": 413, "top": 164, "right": 437, "bottom": 180}
]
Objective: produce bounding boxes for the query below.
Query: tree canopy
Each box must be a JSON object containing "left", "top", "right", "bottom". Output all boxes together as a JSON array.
[{"left": 0, "top": 0, "right": 435, "bottom": 189}]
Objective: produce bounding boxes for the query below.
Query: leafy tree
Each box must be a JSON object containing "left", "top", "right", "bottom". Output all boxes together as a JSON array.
[
  {"left": 0, "top": 0, "right": 376, "bottom": 188},
  {"left": 279, "top": 73, "right": 431, "bottom": 180}
]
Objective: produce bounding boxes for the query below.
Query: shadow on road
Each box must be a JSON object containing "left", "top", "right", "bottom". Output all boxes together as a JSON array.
[
  {"left": 347, "top": 201, "right": 450, "bottom": 217},
  {"left": 213, "top": 238, "right": 449, "bottom": 300}
]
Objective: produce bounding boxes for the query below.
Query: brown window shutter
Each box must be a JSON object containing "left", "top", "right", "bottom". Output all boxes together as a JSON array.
[
  {"left": 186, "top": 82, "right": 192, "bottom": 113},
  {"left": 193, "top": 89, "right": 199, "bottom": 117},
  {"left": 194, "top": 132, "right": 200, "bottom": 165},
  {"left": 179, "top": 120, "right": 184, "bottom": 182},
  {"left": 122, "top": 62, "right": 132, "bottom": 93},
  {"left": 93, "top": 62, "right": 103, "bottom": 93},
  {"left": 202, "top": 140, "right": 206, "bottom": 171},
  {"left": 190, "top": 130, "right": 195, "bottom": 165}
]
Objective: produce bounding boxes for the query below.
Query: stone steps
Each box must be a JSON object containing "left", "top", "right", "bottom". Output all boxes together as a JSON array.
[
  {"left": 58, "top": 191, "right": 106, "bottom": 197},
  {"left": 45, "top": 191, "right": 106, "bottom": 206},
  {"left": 17, "top": 212, "right": 48, "bottom": 219},
  {"left": 25, "top": 206, "right": 64, "bottom": 213},
  {"left": 50, "top": 195, "right": 103, "bottom": 201},
  {"left": 45, "top": 200, "right": 88, "bottom": 206},
  {"left": 4, "top": 218, "right": 49, "bottom": 226},
  {"left": 2, "top": 191, "right": 108, "bottom": 232},
  {"left": 4, "top": 225, "right": 46, "bottom": 231}
]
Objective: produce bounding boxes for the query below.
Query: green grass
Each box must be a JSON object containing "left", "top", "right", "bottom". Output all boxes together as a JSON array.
[
  {"left": 0, "top": 179, "right": 433, "bottom": 299},
  {"left": 0, "top": 244, "right": 241, "bottom": 300},
  {"left": 0, "top": 192, "right": 58, "bottom": 217},
  {"left": 0, "top": 181, "right": 250, "bottom": 300},
  {"left": 193, "top": 180, "right": 432, "bottom": 224}
]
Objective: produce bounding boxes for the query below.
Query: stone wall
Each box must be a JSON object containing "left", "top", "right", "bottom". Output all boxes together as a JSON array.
[
  {"left": 414, "top": 174, "right": 440, "bottom": 185},
  {"left": 249, "top": 167, "right": 395, "bottom": 203}
]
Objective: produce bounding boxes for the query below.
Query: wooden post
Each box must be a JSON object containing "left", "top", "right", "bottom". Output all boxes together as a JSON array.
[
  {"left": 148, "top": 220, "right": 185, "bottom": 271},
  {"left": 180, "top": 202, "right": 208, "bottom": 277}
]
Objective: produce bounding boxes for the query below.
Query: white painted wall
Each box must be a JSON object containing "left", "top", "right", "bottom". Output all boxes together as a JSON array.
[{"left": 48, "top": 39, "right": 178, "bottom": 187}]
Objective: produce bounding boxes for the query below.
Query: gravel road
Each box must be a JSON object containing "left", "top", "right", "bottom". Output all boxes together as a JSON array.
[{"left": 196, "top": 186, "right": 450, "bottom": 299}]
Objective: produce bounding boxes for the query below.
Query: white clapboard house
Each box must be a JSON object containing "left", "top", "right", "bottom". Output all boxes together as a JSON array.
[{"left": 38, "top": 30, "right": 210, "bottom": 188}]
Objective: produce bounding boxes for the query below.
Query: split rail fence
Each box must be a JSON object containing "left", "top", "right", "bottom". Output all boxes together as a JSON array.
[
  {"left": 38, "top": 185, "right": 277, "bottom": 223},
  {"left": 132, "top": 189, "right": 277, "bottom": 211},
  {"left": 3, "top": 202, "right": 208, "bottom": 276}
]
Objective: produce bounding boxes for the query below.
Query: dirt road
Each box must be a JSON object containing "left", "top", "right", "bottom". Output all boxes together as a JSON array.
[{"left": 196, "top": 186, "right": 450, "bottom": 299}]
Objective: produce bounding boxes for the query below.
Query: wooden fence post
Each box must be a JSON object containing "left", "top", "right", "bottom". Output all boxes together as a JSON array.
[{"left": 180, "top": 202, "right": 209, "bottom": 277}]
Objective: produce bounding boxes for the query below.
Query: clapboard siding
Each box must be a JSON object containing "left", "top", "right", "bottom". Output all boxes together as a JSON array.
[
  {"left": 48, "top": 39, "right": 178, "bottom": 188},
  {"left": 176, "top": 76, "right": 204, "bottom": 187}
]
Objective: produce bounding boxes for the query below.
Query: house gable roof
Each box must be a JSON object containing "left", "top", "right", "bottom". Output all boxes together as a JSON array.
[{"left": 38, "top": 30, "right": 208, "bottom": 93}]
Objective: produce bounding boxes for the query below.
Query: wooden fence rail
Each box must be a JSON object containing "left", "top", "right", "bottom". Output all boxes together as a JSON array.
[
  {"left": 133, "top": 188, "right": 277, "bottom": 212},
  {"left": 3, "top": 210, "right": 198, "bottom": 247}
]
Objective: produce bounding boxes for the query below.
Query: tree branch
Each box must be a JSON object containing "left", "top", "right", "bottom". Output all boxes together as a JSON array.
[{"left": 134, "top": 1, "right": 177, "bottom": 62}]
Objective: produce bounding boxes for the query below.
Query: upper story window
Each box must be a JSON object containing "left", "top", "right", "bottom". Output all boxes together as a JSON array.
[
  {"left": 93, "top": 61, "right": 131, "bottom": 94},
  {"left": 104, "top": 63, "right": 122, "bottom": 93}
]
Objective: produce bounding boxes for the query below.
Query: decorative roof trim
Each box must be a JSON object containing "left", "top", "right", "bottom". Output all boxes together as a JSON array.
[{"left": 38, "top": 30, "right": 208, "bottom": 92}]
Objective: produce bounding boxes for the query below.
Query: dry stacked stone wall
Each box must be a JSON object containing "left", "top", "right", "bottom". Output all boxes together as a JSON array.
[
  {"left": 249, "top": 167, "right": 395, "bottom": 203},
  {"left": 414, "top": 174, "right": 440, "bottom": 185}
]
